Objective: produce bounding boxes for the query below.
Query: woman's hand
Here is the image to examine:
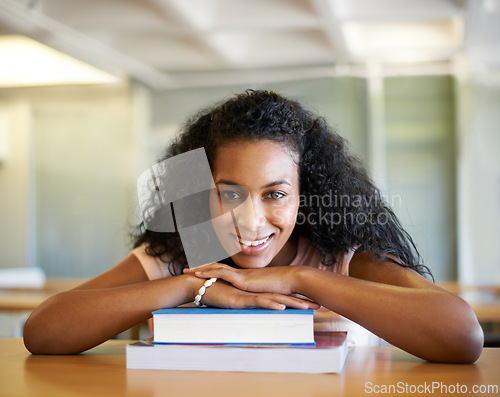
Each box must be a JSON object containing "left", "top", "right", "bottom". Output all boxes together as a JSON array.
[
  {"left": 198, "top": 278, "right": 318, "bottom": 310},
  {"left": 184, "top": 263, "right": 319, "bottom": 308}
]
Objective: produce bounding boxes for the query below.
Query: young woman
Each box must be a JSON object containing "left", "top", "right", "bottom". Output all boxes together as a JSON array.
[{"left": 23, "top": 90, "right": 483, "bottom": 362}]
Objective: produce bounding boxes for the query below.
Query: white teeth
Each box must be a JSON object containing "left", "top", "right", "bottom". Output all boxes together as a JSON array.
[{"left": 238, "top": 236, "right": 270, "bottom": 247}]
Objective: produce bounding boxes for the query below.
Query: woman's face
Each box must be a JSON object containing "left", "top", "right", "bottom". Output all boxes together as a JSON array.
[{"left": 210, "top": 139, "right": 300, "bottom": 269}]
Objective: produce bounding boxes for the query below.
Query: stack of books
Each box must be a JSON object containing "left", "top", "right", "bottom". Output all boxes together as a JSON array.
[{"left": 126, "top": 307, "right": 348, "bottom": 373}]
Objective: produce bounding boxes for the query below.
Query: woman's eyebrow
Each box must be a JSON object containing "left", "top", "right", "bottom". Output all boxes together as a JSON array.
[
  {"left": 262, "top": 180, "right": 291, "bottom": 189},
  {"left": 215, "top": 179, "right": 291, "bottom": 189},
  {"left": 215, "top": 179, "right": 240, "bottom": 186}
]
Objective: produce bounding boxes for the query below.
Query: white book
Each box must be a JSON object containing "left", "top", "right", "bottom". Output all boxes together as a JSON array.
[
  {"left": 127, "top": 332, "right": 348, "bottom": 373},
  {"left": 152, "top": 307, "right": 315, "bottom": 345}
]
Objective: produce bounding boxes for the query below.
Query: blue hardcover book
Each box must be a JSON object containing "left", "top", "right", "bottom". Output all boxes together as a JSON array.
[
  {"left": 152, "top": 307, "right": 315, "bottom": 345},
  {"left": 152, "top": 307, "right": 315, "bottom": 315}
]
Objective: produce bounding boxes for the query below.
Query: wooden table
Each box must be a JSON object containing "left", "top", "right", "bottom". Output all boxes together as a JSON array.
[
  {"left": 438, "top": 282, "right": 500, "bottom": 323},
  {"left": 1, "top": 338, "right": 498, "bottom": 397},
  {"left": 0, "top": 279, "right": 84, "bottom": 312},
  {"left": 0, "top": 279, "right": 149, "bottom": 340},
  {"left": 0, "top": 279, "right": 87, "bottom": 338}
]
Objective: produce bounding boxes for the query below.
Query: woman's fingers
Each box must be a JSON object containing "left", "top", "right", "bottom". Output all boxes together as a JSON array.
[
  {"left": 238, "top": 293, "right": 319, "bottom": 311},
  {"left": 244, "top": 295, "right": 286, "bottom": 311},
  {"left": 184, "top": 263, "right": 233, "bottom": 279},
  {"left": 183, "top": 262, "right": 219, "bottom": 272},
  {"left": 264, "top": 293, "right": 320, "bottom": 310},
  {"left": 185, "top": 264, "right": 245, "bottom": 288},
  {"left": 203, "top": 280, "right": 319, "bottom": 311},
  {"left": 187, "top": 265, "right": 302, "bottom": 297},
  {"left": 190, "top": 265, "right": 319, "bottom": 309}
]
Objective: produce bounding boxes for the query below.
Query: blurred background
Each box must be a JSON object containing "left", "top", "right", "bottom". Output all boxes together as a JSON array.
[{"left": 0, "top": 0, "right": 499, "bottom": 291}]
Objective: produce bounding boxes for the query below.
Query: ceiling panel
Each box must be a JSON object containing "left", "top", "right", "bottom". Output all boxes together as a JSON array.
[
  {"left": 118, "top": 32, "right": 223, "bottom": 71},
  {"left": 0, "top": 0, "right": 499, "bottom": 88},
  {"left": 164, "top": 0, "right": 319, "bottom": 30},
  {"left": 207, "top": 29, "right": 334, "bottom": 68},
  {"left": 41, "top": 0, "right": 182, "bottom": 31}
]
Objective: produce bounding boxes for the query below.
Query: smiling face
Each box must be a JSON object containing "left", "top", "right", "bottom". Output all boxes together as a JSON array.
[{"left": 210, "top": 139, "right": 300, "bottom": 269}]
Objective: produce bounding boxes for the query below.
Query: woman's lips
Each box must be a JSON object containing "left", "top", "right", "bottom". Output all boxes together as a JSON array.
[
  {"left": 238, "top": 235, "right": 270, "bottom": 247},
  {"left": 236, "top": 234, "right": 273, "bottom": 255}
]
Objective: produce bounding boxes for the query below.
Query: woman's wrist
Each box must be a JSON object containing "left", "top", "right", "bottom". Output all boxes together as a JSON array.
[
  {"left": 155, "top": 274, "right": 206, "bottom": 307},
  {"left": 289, "top": 265, "right": 311, "bottom": 295},
  {"left": 290, "top": 265, "right": 336, "bottom": 299},
  {"left": 184, "top": 273, "right": 207, "bottom": 302},
  {"left": 194, "top": 277, "right": 218, "bottom": 306}
]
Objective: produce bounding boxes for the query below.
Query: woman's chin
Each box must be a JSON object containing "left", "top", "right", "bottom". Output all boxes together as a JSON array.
[{"left": 230, "top": 254, "right": 272, "bottom": 269}]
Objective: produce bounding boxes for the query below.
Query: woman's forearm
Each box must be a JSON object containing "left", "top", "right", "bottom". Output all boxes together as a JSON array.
[
  {"left": 23, "top": 275, "right": 201, "bottom": 355},
  {"left": 294, "top": 267, "right": 483, "bottom": 363}
]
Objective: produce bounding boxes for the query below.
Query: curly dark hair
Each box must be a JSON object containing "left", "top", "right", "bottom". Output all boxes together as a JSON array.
[{"left": 133, "top": 89, "right": 431, "bottom": 278}]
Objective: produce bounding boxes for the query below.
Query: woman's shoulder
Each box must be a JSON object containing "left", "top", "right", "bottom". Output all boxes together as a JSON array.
[{"left": 130, "top": 244, "right": 173, "bottom": 280}]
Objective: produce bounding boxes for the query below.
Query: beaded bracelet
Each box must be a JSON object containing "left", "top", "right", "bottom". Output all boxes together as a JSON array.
[{"left": 194, "top": 277, "right": 218, "bottom": 307}]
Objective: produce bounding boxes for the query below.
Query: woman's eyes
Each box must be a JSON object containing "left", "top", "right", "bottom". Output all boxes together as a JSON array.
[
  {"left": 220, "top": 191, "right": 242, "bottom": 201},
  {"left": 265, "top": 191, "right": 286, "bottom": 200},
  {"left": 219, "top": 190, "right": 286, "bottom": 201}
]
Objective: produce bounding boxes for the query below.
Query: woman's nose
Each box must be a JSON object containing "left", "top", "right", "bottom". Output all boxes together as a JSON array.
[{"left": 233, "top": 196, "right": 265, "bottom": 235}]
